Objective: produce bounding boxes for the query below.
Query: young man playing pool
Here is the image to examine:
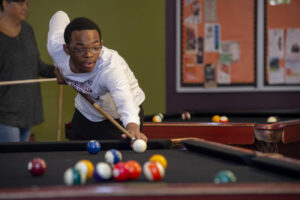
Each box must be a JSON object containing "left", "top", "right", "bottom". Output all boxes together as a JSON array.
[{"left": 47, "top": 11, "right": 147, "bottom": 141}]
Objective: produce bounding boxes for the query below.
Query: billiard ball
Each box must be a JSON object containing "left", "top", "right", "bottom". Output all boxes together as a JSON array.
[
  {"left": 219, "top": 116, "right": 229, "bottom": 123},
  {"left": 28, "top": 158, "right": 47, "bottom": 176},
  {"left": 158, "top": 113, "right": 164, "bottom": 120},
  {"left": 212, "top": 115, "right": 220, "bottom": 123},
  {"left": 214, "top": 170, "right": 237, "bottom": 184},
  {"left": 112, "top": 162, "right": 130, "bottom": 181},
  {"left": 125, "top": 160, "right": 142, "bottom": 180},
  {"left": 149, "top": 154, "right": 167, "bottom": 169},
  {"left": 267, "top": 116, "right": 279, "bottom": 123},
  {"left": 93, "top": 162, "right": 112, "bottom": 181},
  {"left": 143, "top": 161, "right": 165, "bottom": 181},
  {"left": 152, "top": 114, "right": 162, "bottom": 122},
  {"left": 132, "top": 139, "right": 147, "bottom": 153},
  {"left": 181, "top": 112, "right": 191, "bottom": 120},
  {"left": 87, "top": 140, "right": 101, "bottom": 154},
  {"left": 74, "top": 160, "right": 94, "bottom": 179},
  {"left": 64, "top": 167, "right": 86, "bottom": 186},
  {"left": 105, "top": 149, "right": 122, "bottom": 164}
]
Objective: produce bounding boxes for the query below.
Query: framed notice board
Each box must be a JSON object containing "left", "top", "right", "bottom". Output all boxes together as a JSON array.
[
  {"left": 265, "top": 0, "right": 300, "bottom": 88},
  {"left": 176, "top": 0, "right": 300, "bottom": 92}
]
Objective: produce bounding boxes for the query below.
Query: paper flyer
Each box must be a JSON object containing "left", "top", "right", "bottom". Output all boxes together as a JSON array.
[
  {"left": 268, "top": 57, "right": 285, "bottom": 84},
  {"left": 286, "top": 29, "right": 300, "bottom": 57},
  {"left": 268, "top": 29, "right": 284, "bottom": 59},
  {"left": 219, "top": 41, "right": 240, "bottom": 63},
  {"left": 217, "top": 62, "right": 231, "bottom": 84},
  {"left": 184, "top": 0, "right": 202, "bottom": 24},
  {"left": 185, "top": 24, "right": 198, "bottom": 54},
  {"left": 204, "top": 0, "right": 217, "bottom": 22},
  {"left": 285, "top": 57, "right": 300, "bottom": 84},
  {"left": 204, "top": 23, "right": 220, "bottom": 52}
]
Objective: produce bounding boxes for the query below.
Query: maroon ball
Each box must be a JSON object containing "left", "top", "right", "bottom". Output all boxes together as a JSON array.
[{"left": 28, "top": 158, "right": 47, "bottom": 176}]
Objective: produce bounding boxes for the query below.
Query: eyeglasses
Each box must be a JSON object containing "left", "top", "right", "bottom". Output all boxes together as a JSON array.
[{"left": 68, "top": 46, "right": 101, "bottom": 55}]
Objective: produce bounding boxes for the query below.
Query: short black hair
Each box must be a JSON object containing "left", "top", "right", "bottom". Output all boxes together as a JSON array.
[
  {"left": 0, "top": 0, "right": 25, "bottom": 11},
  {"left": 64, "top": 17, "right": 102, "bottom": 45}
]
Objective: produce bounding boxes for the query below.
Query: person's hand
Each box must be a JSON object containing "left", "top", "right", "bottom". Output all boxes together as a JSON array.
[
  {"left": 122, "top": 123, "right": 148, "bottom": 142},
  {"left": 54, "top": 66, "right": 67, "bottom": 84}
]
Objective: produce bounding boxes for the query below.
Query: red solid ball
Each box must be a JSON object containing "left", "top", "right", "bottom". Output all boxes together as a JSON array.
[
  {"left": 125, "top": 160, "right": 142, "bottom": 180},
  {"left": 28, "top": 158, "right": 47, "bottom": 176},
  {"left": 112, "top": 162, "right": 130, "bottom": 181}
]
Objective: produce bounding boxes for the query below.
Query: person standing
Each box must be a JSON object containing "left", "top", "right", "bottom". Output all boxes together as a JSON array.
[{"left": 0, "top": 0, "right": 55, "bottom": 142}]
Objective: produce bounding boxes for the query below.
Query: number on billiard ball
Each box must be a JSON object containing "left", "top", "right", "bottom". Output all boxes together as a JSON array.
[
  {"left": 87, "top": 140, "right": 101, "bottom": 154},
  {"left": 28, "top": 158, "right": 47, "bottom": 176}
]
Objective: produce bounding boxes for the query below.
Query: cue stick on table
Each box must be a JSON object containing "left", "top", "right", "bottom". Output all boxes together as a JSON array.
[
  {"left": 56, "top": 85, "right": 63, "bottom": 141},
  {"left": 79, "top": 92, "right": 134, "bottom": 140}
]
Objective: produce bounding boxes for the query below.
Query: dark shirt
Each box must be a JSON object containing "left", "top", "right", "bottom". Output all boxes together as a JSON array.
[{"left": 0, "top": 21, "right": 55, "bottom": 128}]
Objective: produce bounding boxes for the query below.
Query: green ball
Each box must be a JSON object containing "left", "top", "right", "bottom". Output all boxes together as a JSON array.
[{"left": 214, "top": 170, "right": 237, "bottom": 184}]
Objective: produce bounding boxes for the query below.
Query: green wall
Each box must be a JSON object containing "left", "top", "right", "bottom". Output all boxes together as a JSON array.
[{"left": 27, "top": 0, "right": 166, "bottom": 141}]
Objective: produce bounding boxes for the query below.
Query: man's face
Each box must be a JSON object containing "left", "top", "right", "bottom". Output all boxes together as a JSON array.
[{"left": 65, "top": 30, "right": 102, "bottom": 73}]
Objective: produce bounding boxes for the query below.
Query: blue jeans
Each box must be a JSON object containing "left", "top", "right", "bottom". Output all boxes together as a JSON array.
[{"left": 0, "top": 123, "right": 31, "bottom": 142}]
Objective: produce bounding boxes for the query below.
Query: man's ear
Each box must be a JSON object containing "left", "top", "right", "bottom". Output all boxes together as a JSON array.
[{"left": 63, "top": 44, "right": 70, "bottom": 55}]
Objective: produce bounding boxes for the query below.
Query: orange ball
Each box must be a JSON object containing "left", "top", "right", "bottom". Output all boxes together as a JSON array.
[
  {"left": 212, "top": 115, "right": 220, "bottom": 122},
  {"left": 125, "top": 160, "right": 142, "bottom": 180}
]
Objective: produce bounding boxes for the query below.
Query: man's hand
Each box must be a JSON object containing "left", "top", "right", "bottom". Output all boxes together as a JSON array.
[
  {"left": 54, "top": 67, "right": 67, "bottom": 84},
  {"left": 122, "top": 123, "right": 148, "bottom": 142}
]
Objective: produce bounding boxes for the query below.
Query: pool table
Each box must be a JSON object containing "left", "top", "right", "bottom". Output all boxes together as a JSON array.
[
  {"left": 0, "top": 139, "right": 300, "bottom": 200},
  {"left": 143, "top": 112, "right": 300, "bottom": 158}
]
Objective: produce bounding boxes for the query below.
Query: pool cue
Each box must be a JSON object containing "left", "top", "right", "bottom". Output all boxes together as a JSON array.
[
  {"left": 79, "top": 92, "right": 134, "bottom": 139},
  {"left": 0, "top": 78, "right": 56, "bottom": 86},
  {"left": 56, "top": 85, "right": 63, "bottom": 141}
]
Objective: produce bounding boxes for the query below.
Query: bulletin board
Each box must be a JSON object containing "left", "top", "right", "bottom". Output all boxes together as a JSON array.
[
  {"left": 265, "top": 0, "right": 300, "bottom": 86},
  {"left": 178, "top": 0, "right": 256, "bottom": 90}
]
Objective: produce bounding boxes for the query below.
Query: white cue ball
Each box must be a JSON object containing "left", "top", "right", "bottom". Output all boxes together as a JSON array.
[{"left": 132, "top": 139, "right": 147, "bottom": 153}]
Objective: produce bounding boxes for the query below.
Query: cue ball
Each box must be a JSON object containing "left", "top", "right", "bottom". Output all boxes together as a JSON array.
[
  {"left": 143, "top": 161, "right": 165, "bottom": 181},
  {"left": 105, "top": 149, "right": 122, "bottom": 164},
  {"left": 181, "top": 112, "right": 191, "bottom": 120},
  {"left": 132, "top": 139, "right": 147, "bottom": 153},
  {"left": 219, "top": 116, "right": 229, "bottom": 123},
  {"left": 214, "top": 170, "right": 237, "bottom": 184},
  {"left": 28, "top": 158, "right": 47, "bottom": 176},
  {"left": 93, "top": 162, "right": 112, "bottom": 181},
  {"left": 87, "top": 140, "right": 101, "bottom": 154},
  {"left": 267, "top": 116, "right": 279, "bottom": 123}
]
